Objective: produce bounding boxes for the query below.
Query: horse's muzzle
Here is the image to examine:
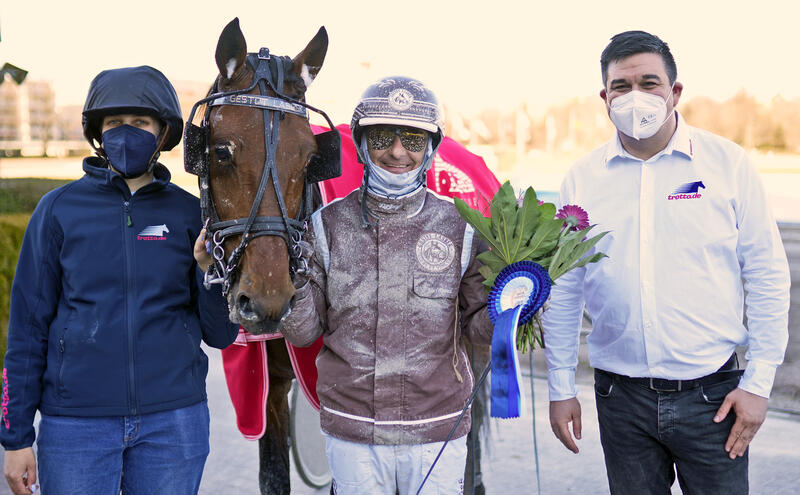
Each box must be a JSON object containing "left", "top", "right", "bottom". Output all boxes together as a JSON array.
[{"left": 231, "top": 292, "right": 291, "bottom": 335}]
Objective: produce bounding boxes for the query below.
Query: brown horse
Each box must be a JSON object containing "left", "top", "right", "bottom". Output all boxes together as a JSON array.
[
  {"left": 184, "top": 18, "right": 338, "bottom": 494},
  {"left": 187, "top": 18, "right": 490, "bottom": 495},
  {"left": 201, "top": 21, "right": 329, "bottom": 332}
]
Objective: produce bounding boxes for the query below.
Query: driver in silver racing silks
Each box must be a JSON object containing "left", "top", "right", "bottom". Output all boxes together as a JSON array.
[{"left": 280, "top": 76, "right": 492, "bottom": 495}]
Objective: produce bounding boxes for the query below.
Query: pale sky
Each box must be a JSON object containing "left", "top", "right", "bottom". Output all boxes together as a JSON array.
[{"left": 2, "top": 0, "right": 800, "bottom": 124}]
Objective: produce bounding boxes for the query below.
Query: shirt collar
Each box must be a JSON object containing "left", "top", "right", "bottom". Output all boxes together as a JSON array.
[{"left": 604, "top": 110, "right": 694, "bottom": 166}]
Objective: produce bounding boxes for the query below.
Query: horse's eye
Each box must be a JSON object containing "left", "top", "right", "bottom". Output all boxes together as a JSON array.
[{"left": 213, "top": 145, "right": 233, "bottom": 163}]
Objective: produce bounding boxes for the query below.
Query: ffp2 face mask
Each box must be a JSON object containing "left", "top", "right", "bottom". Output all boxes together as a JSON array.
[{"left": 608, "top": 85, "right": 674, "bottom": 140}]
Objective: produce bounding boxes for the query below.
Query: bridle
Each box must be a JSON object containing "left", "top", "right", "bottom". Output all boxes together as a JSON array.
[{"left": 184, "top": 47, "right": 340, "bottom": 296}]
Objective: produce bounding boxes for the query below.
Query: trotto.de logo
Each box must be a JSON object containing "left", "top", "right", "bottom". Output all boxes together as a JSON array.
[
  {"left": 668, "top": 181, "right": 705, "bottom": 200},
  {"left": 138, "top": 224, "right": 169, "bottom": 241}
]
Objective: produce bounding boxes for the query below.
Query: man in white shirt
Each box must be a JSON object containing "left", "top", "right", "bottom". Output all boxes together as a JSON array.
[{"left": 542, "top": 30, "right": 790, "bottom": 494}]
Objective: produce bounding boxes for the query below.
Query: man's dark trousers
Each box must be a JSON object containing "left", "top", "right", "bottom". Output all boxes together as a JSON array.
[{"left": 594, "top": 364, "right": 747, "bottom": 495}]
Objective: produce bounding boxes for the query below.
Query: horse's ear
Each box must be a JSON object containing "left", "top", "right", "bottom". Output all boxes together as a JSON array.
[
  {"left": 215, "top": 18, "right": 248, "bottom": 81},
  {"left": 291, "top": 26, "right": 328, "bottom": 90}
]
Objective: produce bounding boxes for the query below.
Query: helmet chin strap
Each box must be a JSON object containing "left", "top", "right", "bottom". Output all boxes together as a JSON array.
[{"left": 143, "top": 123, "right": 170, "bottom": 175}]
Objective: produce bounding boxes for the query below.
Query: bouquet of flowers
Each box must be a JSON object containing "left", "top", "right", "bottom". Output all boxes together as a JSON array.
[{"left": 454, "top": 181, "right": 608, "bottom": 352}]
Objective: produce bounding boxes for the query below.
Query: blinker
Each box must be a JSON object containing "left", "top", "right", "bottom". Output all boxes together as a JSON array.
[
  {"left": 183, "top": 122, "right": 209, "bottom": 176},
  {"left": 307, "top": 129, "right": 342, "bottom": 183}
]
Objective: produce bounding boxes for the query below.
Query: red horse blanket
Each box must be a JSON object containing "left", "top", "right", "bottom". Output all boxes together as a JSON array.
[{"left": 221, "top": 124, "right": 500, "bottom": 439}]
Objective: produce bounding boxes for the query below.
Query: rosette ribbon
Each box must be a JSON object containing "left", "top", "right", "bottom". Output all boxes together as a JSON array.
[{"left": 488, "top": 261, "right": 551, "bottom": 418}]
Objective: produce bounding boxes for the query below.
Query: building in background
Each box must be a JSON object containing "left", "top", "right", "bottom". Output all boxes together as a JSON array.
[
  {"left": 0, "top": 77, "right": 82, "bottom": 157},
  {"left": 0, "top": 77, "right": 213, "bottom": 159}
]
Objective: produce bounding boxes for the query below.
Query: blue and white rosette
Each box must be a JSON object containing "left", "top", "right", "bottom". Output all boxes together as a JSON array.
[{"left": 488, "top": 261, "right": 551, "bottom": 419}]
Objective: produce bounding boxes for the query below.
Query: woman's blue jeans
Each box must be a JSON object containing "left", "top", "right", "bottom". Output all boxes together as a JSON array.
[
  {"left": 36, "top": 400, "right": 210, "bottom": 495},
  {"left": 594, "top": 369, "right": 748, "bottom": 495}
]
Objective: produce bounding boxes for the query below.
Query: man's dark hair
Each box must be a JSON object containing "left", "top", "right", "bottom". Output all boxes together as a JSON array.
[{"left": 600, "top": 30, "right": 677, "bottom": 86}]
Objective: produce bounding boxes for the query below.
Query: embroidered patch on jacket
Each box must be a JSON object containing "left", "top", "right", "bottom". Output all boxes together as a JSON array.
[
  {"left": 415, "top": 232, "right": 455, "bottom": 272},
  {"left": 667, "top": 180, "right": 705, "bottom": 200},
  {"left": 137, "top": 224, "right": 169, "bottom": 240}
]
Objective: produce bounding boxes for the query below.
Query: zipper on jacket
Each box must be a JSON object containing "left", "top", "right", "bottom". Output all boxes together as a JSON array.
[
  {"left": 123, "top": 201, "right": 132, "bottom": 227},
  {"left": 57, "top": 335, "right": 66, "bottom": 394},
  {"left": 122, "top": 199, "right": 138, "bottom": 414}
]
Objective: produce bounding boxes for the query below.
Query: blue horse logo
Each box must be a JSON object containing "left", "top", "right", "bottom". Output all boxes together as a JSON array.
[{"left": 673, "top": 181, "right": 705, "bottom": 195}]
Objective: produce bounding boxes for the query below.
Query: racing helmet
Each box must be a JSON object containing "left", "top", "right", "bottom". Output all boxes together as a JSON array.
[
  {"left": 82, "top": 66, "right": 184, "bottom": 152},
  {"left": 350, "top": 76, "right": 444, "bottom": 166}
]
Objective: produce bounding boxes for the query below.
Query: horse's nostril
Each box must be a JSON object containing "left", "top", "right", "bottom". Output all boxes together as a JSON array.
[{"left": 237, "top": 293, "right": 263, "bottom": 321}]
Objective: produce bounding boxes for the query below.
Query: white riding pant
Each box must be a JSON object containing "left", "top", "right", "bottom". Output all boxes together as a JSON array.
[{"left": 325, "top": 434, "right": 468, "bottom": 495}]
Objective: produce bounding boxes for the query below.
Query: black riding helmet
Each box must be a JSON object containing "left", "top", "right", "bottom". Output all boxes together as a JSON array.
[{"left": 82, "top": 66, "right": 183, "bottom": 152}]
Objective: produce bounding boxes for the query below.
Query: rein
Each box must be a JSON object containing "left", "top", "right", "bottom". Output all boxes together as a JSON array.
[{"left": 184, "top": 47, "right": 340, "bottom": 296}]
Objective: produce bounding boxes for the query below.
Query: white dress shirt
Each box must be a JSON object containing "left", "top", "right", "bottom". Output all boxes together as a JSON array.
[{"left": 543, "top": 112, "right": 790, "bottom": 401}]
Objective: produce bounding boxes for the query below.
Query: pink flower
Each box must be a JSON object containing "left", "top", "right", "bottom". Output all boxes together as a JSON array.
[{"left": 556, "top": 205, "right": 589, "bottom": 231}]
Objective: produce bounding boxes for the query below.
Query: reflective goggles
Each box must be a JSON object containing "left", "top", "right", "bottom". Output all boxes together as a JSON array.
[{"left": 366, "top": 125, "right": 428, "bottom": 153}]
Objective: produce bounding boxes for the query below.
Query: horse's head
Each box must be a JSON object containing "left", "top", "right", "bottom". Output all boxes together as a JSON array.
[{"left": 187, "top": 19, "right": 334, "bottom": 334}]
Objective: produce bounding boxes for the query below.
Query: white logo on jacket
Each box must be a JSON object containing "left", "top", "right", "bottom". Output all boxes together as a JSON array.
[
  {"left": 138, "top": 224, "right": 170, "bottom": 236},
  {"left": 415, "top": 232, "right": 455, "bottom": 272},
  {"left": 137, "top": 224, "right": 170, "bottom": 241}
]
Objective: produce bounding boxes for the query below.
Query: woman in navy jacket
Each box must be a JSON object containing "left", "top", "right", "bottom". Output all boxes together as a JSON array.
[{"left": 1, "top": 66, "right": 238, "bottom": 495}]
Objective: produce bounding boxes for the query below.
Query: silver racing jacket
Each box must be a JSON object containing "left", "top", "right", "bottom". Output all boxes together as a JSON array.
[{"left": 281, "top": 186, "right": 492, "bottom": 445}]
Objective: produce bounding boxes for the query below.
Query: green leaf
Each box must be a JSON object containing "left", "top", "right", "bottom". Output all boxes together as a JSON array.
[
  {"left": 536, "top": 255, "right": 553, "bottom": 272},
  {"left": 510, "top": 187, "right": 541, "bottom": 261},
  {"left": 454, "top": 198, "right": 504, "bottom": 254},
  {"left": 552, "top": 225, "right": 600, "bottom": 267},
  {"left": 523, "top": 217, "right": 563, "bottom": 259},
  {"left": 489, "top": 182, "right": 518, "bottom": 262},
  {"left": 558, "top": 226, "right": 589, "bottom": 246},
  {"left": 477, "top": 249, "right": 507, "bottom": 274},
  {"left": 538, "top": 201, "right": 557, "bottom": 220},
  {"left": 565, "top": 252, "right": 608, "bottom": 271},
  {"left": 548, "top": 229, "right": 584, "bottom": 280},
  {"left": 478, "top": 264, "right": 494, "bottom": 281},
  {"left": 549, "top": 228, "right": 609, "bottom": 280}
]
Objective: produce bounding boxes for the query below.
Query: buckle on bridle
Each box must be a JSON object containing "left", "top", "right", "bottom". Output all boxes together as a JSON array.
[
  {"left": 203, "top": 264, "right": 225, "bottom": 291},
  {"left": 258, "top": 47, "right": 270, "bottom": 60}
]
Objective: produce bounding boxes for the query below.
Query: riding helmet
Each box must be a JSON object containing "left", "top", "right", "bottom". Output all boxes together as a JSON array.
[
  {"left": 82, "top": 66, "right": 184, "bottom": 151},
  {"left": 350, "top": 76, "right": 444, "bottom": 165}
]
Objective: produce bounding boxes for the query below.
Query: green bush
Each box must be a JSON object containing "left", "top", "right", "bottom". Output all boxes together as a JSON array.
[
  {"left": 0, "top": 178, "right": 71, "bottom": 214},
  {"left": 1, "top": 178, "right": 69, "bottom": 369},
  {"left": 0, "top": 214, "right": 31, "bottom": 370}
]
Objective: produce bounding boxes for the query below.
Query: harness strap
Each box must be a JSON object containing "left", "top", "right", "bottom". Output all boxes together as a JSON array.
[
  {"left": 209, "top": 94, "right": 307, "bottom": 117},
  {"left": 223, "top": 61, "right": 281, "bottom": 283},
  {"left": 211, "top": 216, "right": 305, "bottom": 235}
]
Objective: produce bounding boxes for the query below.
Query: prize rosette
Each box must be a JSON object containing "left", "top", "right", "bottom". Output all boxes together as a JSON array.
[
  {"left": 488, "top": 261, "right": 551, "bottom": 327},
  {"left": 489, "top": 261, "right": 551, "bottom": 419}
]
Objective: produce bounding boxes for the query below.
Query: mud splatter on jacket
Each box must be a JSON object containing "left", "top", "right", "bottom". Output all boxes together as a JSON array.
[{"left": 282, "top": 187, "right": 491, "bottom": 445}]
